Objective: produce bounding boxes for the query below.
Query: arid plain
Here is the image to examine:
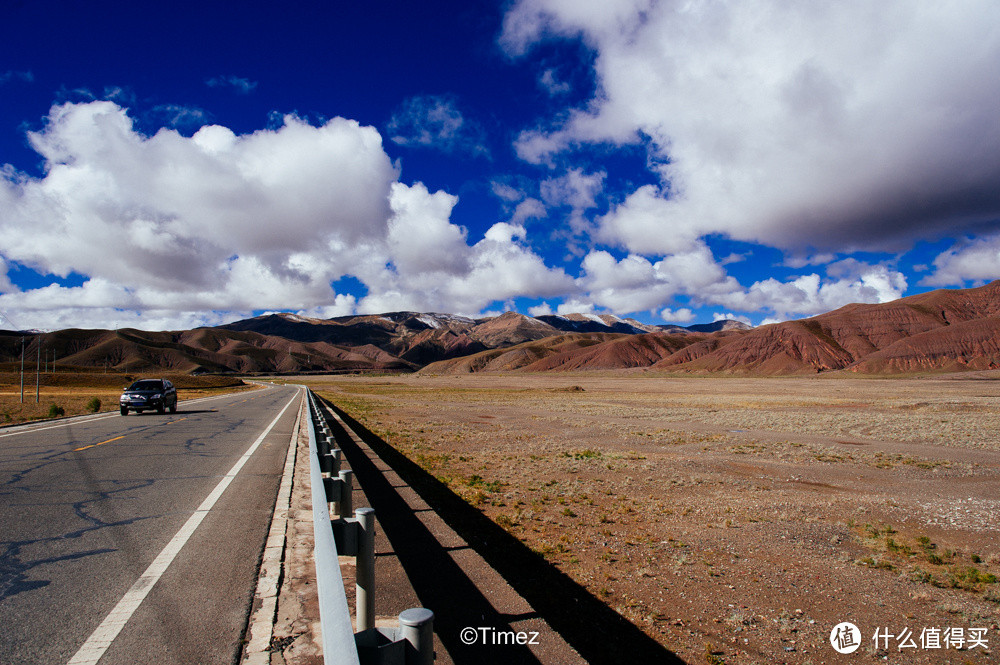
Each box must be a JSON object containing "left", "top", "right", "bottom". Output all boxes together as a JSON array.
[{"left": 304, "top": 372, "right": 1000, "bottom": 664}]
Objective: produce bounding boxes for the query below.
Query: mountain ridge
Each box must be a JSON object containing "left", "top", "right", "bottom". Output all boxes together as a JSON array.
[
  {"left": 0, "top": 282, "right": 996, "bottom": 376},
  {"left": 421, "top": 281, "right": 1000, "bottom": 375}
]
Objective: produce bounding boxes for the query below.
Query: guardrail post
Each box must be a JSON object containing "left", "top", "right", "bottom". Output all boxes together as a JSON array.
[
  {"left": 399, "top": 608, "right": 434, "bottom": 665},
  {"left": 323, "top": 476, "right": 338, "bottom": 507},
  {"left": 321, "top": 448, "right": 341, "bottom": 476},
  {"left": 355, "top": 507, "right": 376, "bottom": 632},
  {"left": 336, "top": 469, "right": 354, "bottom": 516}
]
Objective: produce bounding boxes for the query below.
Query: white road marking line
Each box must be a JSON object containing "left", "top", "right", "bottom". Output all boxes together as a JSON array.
[{"left": 66, "top": 390, "right": 301, "bottom": 665}]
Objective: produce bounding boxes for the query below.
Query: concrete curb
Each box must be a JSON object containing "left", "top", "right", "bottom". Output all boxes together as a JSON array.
[{"left": 243, "top": 390, "right": 304, "bottom": 664}]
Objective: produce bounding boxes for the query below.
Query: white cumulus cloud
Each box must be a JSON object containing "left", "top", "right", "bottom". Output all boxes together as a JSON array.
[
  {"left": 0, "top": 101, "right": 573, "bottom": 329},
  {"left": 387, "top": 182, "right": 470, "bottom": 275},
  {"left": 922, "top": 235, "right": 1000, "bottom": 287},
  {"left": 660, "top": 307, "right": 694, "bottom": 324},
  {"left": 575, "top": 244, "right": 742, "bottom": 315},
  {"left": 503, "top": 0, "right": 1000, "bottom": 254},
  {"left": 709, "top": 266, "right": 907, "bottom": 321}
]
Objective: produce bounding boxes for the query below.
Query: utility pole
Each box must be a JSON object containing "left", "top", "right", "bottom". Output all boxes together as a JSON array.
[
  {"left": 2, "top": 311, "right": 25, "bottom": 403},
  {"left": 35, "top": 338, "right": 40, "bottom": 403}
]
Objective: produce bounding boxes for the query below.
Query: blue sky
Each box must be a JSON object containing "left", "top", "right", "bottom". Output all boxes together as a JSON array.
[{"left": 1, "top": 0, "right": 999, "bottom": 331}]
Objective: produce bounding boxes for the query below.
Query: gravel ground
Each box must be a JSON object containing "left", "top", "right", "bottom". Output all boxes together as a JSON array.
[{"left": 298, "top": 373, "right": 1000, "bottom": 664}]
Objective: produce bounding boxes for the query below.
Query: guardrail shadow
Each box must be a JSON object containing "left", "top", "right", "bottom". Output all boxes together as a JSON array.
[
  {"left": 319, "top": 398, "right": 683, "bottom": 665},
  {"left": 319, "top": 400, "right": 541, "bottom": 665}
]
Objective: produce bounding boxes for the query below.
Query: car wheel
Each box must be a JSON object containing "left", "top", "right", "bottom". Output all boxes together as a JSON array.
[
  {"left": 169, "top": 403, "right": 176, "bottom": 414},
  {"left": 120, "top": 406, "right": 128, "bottom": 416}
]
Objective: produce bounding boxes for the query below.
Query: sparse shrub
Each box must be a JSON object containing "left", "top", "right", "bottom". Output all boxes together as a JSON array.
[
  {"left": 535, "top": 540, "right": 568, "bottom": 557},
  {"left": 949, "top": 566, "right": 998, "bottom": 590},
  {"left": 858, "top": 557, "right": 895, "bottom": 571},
  {"left": 47, "top": 403, "right": 65, "bottom": 418},
  {"left": 495, "top": 513, "right": 518, "bottom": 530},
  {"left": 703, "top": 643, "right": 726, "bottom": 665},
  {"left": 85, "top": 397, "right": 102, "bottom": 413},
  {"left": 886, "top": 538, "right": 913, "bottom": 556}
]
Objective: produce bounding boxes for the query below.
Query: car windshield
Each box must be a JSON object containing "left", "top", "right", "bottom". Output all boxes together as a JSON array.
[{"left": 128, "top": 380, "right": 163, "bottom": 391}]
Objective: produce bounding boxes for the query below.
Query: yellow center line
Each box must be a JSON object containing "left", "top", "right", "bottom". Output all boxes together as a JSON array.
[
  {"left": 73, "top": 417, "right": 188, "bottom": 451},
  {"left": 74, "top": 435, "right": 126, "bottom": 452}
]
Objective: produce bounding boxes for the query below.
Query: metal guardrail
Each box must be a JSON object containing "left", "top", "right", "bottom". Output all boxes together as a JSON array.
[{"left": 305, "top": 389, "right": 435, "bottom": 665}]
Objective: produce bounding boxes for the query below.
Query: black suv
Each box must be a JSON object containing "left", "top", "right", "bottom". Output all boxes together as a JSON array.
[{"left": 119, "top": 378, "right": 178, "bottom": 415}]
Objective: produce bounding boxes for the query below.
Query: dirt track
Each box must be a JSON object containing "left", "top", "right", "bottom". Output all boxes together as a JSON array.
[{"left": 293, "top": 373, "right": 1000, "bottom": 664}]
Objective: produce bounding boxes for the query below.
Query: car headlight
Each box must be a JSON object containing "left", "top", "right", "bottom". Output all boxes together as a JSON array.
[{"left": 152, "top": 394, "right": 162, "bottom": 399}]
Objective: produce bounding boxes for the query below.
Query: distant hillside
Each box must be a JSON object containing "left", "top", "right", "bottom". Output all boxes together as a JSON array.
[
  {"left": 0, "top": 327, "right": 415, "bottom": 375},
  {"left": 2, "top": 282, "right": 995, "bottom": 376},
  {"left": 217, "top": 310, "right": 749, "bottom": 368},
  {"left": 0, "top": 310, "right": 741, "bottom": 375},
  {"left": 421, "top": 281, "right": 1000, "bottom": 375}
]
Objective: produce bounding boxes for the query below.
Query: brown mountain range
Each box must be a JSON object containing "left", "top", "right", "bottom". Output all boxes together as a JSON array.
[
  {"left": 0, "top": 327, "right": 412, "bottom": 375},
  {"left": 421, "top": 281, "right": 1000, "bottom": 375},
  {"left": 1, "top": 281, "right": 996, "bottom": 376}
]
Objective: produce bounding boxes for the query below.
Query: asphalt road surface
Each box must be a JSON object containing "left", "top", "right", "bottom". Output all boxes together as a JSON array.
[{"left": 0, "top": 383, "right": 302, "bottom": 665}]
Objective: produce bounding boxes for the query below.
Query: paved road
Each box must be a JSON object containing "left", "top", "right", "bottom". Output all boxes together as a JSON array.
[{"left": 0, "top": 383, "right": 302, "bottom": 664}]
